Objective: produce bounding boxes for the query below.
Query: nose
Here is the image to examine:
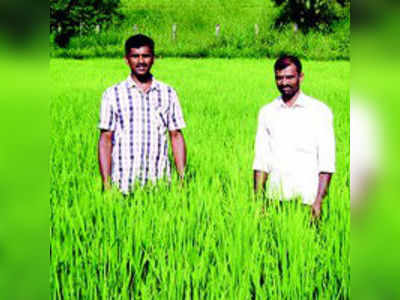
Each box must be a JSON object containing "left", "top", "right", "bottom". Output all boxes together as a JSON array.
[{"left": 138, "top": 55, "right": 144, "bottom": 63}]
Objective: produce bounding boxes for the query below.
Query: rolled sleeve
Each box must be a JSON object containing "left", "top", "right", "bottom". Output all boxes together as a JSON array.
[
  {"left": 98, "top": 90, "right": 116, "bottom": 131},
  {"left": 253, "top": 110, "right": 271, "bottom": 173},
  {"left": 317, "top": 109, "right": 336, "bottom": 173},
  {"left": 168, "top": 88, "right": 186, "bottom": 131}
]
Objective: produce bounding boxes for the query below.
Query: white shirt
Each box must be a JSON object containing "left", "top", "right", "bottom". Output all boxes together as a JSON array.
[
  {"left": 99, "top": 76, "right": 186, "bottom": 193},
  {"left": 253, "top": 92, "right": 335, "bottom": 205}
]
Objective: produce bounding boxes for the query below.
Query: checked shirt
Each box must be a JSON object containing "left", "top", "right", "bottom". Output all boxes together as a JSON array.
[{"left": 99, "top": 76, "right": 186, "bottom": 193}]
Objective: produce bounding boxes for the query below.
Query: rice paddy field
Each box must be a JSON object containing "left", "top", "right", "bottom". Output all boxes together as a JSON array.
[{"left": 50, "top": 58, "right": 349, "bottom": 299}]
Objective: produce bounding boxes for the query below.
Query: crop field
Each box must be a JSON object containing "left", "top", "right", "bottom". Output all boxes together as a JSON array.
[{"left": 50, "top": 58, "right": 349, "bottom": 299}]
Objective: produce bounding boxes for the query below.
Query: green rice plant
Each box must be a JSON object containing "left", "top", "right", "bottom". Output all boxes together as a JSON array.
[{"left": 50, "top": 58, "right": 349, "bottom": 299}]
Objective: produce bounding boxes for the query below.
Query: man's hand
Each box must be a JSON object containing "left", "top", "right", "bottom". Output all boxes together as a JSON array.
[
  {"left": 312, "top": 172, "right": 333, "bottom": 218},
  {"left": 254, "top": 170, "right": 268, "bottom": 196},
  {"left": 311, "top": 200, "right": 322, "bottom": 218},
  {"left": 102, "top": 180, "right": 112, "bottom": 191}
]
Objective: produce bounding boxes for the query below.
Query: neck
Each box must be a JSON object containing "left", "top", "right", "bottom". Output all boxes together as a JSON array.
[
  {"left": 131, "top": 73, "right": 152, "bottom": 84},
  {"left": 281, "top": 90, "right": 301, "bottom": 107}
]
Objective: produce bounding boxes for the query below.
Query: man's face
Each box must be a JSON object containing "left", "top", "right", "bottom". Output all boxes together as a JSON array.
[
  {"left": 275, "top": 64, "right": 304, "bottom": 98},
  {"left": 125, "top": 46, "right": 154, "bottom": 77}
]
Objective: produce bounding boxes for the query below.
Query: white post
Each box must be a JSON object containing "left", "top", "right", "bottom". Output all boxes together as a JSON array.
[
  {"left": 215, "top": 24, "right": 220, "bottom": 37},
  {"left": 172, "top": 23, "right": 177, "bottom": 40},
  {"left": 95, "top": 24, "right": 100, "bottom": 33},
  {"left": 133, "top": 24, "right": 138, "bottom": 33},
  {"left": 255, "top": 24, "right": 259, "bottom": 36}
]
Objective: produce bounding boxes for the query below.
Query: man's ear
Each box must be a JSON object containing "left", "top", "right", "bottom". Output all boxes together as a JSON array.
[
  {"left": 299, "top": 72, "right": 304, "bottom": 83},
  {"left": 124, "top": 56, "right": 129, "bottom": 66}
]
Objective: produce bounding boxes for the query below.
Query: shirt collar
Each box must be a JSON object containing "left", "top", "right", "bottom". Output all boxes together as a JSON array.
[
  {"left": 126, "top": 75, "right": 160, "bottom": 92},
  {"left": 277, "top": 91, "right": 307, "bottom": 108}
]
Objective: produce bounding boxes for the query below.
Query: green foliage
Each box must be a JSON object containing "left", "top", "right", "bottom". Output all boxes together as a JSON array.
[
  {"left": 272, "top": 0, "right": 349, "bottom": 32},
  {"left": 50, "top": 27, "right": 349, "bottom": 60},
  {"left": 50, "top": 0, "right": 123, "bottom": 47},
  {"left": 49, "top": 0, "right": 350, "bottom": 59},
  {"left": 50, "top": 58, "right": 350, "bottom": 299}
]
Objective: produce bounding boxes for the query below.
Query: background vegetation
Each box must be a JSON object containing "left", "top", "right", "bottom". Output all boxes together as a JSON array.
[
  {"left": 50, "top": 0, "right": 350, "bottom": 60},
  {"left": 50, "top": 0, "right": 122, "bottom": 47}
]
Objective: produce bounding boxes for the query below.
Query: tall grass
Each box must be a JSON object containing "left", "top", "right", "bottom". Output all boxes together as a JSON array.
[
  {"left": 50, "top": 58, "right": 350, "bottom": 299},
  {"left": 50, "top": 0, "right": 349, "bottom": 60}
]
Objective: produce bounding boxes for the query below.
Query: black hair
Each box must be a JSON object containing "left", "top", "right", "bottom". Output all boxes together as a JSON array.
[
  {"left": 124, "top": 34, "right": 155, "bottom": 56},
  {"left": 274, "top": 55, "right": 302, "bottom": 74}
]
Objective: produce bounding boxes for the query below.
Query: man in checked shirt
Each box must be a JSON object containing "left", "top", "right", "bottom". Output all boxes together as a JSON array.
[
  {"left": 253, "top": 55, "right": 336, "bottom": 218},
  {"left": 98, "top": 34, "right": 187, "bottom": 193}
]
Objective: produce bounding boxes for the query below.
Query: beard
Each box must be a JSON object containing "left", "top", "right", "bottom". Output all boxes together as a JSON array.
[{"left": 279, "top": 86, "right": 298, "bottom": 98}]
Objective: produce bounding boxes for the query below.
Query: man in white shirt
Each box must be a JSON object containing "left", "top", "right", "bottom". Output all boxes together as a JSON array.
[{"left": 253, "top": 55, "right": 335, "bottom": 217}]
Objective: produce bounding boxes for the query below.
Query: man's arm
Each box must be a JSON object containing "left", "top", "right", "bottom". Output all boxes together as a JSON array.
[
  {"left": 254, "top": 170, "right": 268, "bottom": 195},
  {"left": 169, "top": 129, "right": 186, "bottom": 179},
  {"left": 311, "top": 172, "right": 333, "bottom": 218},
  {"left": 313, "top": 106, "right": 336, "bottom": 218},
  {"left": 253, "top": 108, "right": 270, "bottom": 197},
  {"left": 98, "top": 130, "right": 113, "bottom": 190}
]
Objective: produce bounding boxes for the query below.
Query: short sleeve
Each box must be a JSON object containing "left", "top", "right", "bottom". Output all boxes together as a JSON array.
[
  {"left": 167, "top": 88, "right": 186, "bottom": 131},
  {"left": 252, "top": 110, "right": 271, "bottom": 173},
  {"left": 98, "top": 89, "right": 116, "bottom": 131},
  {"left": 317, "top": 108, "right": 336, "bottom": 173}
]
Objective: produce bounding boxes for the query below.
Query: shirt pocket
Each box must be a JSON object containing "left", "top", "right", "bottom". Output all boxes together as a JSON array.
[
  {"left": 151, "top": 105, "right": 168, "bottom": 134},
  {"left": 292, "top": 122, "right": 316, "bottom": 154}
]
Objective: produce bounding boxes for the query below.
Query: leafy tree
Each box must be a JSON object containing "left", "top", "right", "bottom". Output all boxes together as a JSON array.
[
  {"left": 272, "top": 0, "right": 349, "bottom": 32},
  {"left": 50, "top": 0, "right": 123, "bottom": 47}
]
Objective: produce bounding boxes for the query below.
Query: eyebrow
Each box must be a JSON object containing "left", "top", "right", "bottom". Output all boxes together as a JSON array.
[
  {"left": 128, "top": 53, "right": 153, "bottom": 57},
  {"left": 275, "top": 74, "right": 296, "bottom": 78}
]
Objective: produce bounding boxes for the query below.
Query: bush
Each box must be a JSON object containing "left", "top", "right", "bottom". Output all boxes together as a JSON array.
[
  {"left": 50, "top": 0, "right": 123, "bottom": 47},
  {"left": 272, "top": 0, "right": 349, "bottom": 33}
]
